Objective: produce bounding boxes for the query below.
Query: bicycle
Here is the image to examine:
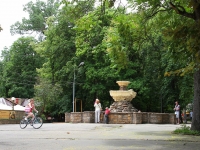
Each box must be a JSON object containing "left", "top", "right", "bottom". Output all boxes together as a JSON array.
[{"left": 20, "top": 113, "right": 43, "bottom": 129}]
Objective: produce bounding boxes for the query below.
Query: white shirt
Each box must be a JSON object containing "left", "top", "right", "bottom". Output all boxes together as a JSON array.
[
  {"left": 174, "top": 105, "right": 180, "bottom": 113},
  {"left": 94, "top": 103, "right": 101, "bottom": 111}
]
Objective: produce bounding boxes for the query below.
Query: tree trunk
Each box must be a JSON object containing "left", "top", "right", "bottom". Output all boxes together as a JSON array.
[{"left": 191, "top": 69, "right": 200, "bottom": 131}]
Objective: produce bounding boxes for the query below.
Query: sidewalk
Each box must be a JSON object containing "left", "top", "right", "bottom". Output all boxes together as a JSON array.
[
  {"left": 58, "top": 123, "right": 200, "bottom": 142},
  {"left": 0, "top": 123, "right": 200, "bottom": 150}
]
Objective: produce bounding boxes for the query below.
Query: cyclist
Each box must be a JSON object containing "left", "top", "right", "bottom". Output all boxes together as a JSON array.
[{"left": 25, "top": 99, "right": 38, "bottom": 125}]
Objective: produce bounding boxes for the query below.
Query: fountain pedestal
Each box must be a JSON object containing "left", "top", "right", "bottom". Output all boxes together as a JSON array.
[{"left": 109, "top": 81, "right": 138, "bottom": 112}]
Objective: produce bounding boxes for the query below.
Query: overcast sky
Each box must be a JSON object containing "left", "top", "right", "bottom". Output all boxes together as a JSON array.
[
  {"left": 0, "top": 0, "right": 37, "bottom": 54},
  {"left": 0, "top": 0, "right": 128, "bottom": 56}
]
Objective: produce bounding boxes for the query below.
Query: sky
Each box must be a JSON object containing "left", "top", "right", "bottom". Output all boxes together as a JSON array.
[
  {"left": 0, "top": 0, "right": 128, "bottom": 55},
  {"left": 0, "top": 0, "right": 36, "bottom": 54}
]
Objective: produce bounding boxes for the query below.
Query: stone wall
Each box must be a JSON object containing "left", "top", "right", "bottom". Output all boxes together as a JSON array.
[
  {"left": 1, "top": 110, "right": 176, "bottom": 124},
  {"left": 110, "top": 112, "right": 133, "bottom": 124},
  {"left": 65, "top": 111, "right": 176, "bottom": 124},
  {"left": 82, "top": 111, "right": 95, "bottom": 123}
]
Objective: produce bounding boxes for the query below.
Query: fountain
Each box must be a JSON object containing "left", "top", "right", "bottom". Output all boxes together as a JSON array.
[
  {"left": 65, "top": 80, "right": 176, "bottom": 124},
  {"left": 109, "top": 81, "right": 138, "bottom": 112}
]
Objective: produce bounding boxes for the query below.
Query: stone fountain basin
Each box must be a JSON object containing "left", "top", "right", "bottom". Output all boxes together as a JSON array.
[
  {"left": 109, "top": 89, "right": 137, "bottom": 101},
  {"left": 116, "top": 81, "right": 130, "bottom": 87}
]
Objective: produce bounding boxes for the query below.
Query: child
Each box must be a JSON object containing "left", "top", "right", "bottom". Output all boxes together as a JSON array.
[{"left": 104, "top": 107, "right": 110, "bottom": 124}]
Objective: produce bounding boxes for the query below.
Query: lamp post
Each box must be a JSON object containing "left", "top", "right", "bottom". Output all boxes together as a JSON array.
[{"left": 73, "top": 62, "right": 84, "bottom": 112}]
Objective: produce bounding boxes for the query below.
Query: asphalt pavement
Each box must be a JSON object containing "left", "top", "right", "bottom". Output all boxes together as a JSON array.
[{"left": 0, "top": 123, "right": 199, "bottom": 150}]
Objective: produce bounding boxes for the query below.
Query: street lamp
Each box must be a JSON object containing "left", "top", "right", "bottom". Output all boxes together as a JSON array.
[{"left": 73, "top": 62, "right": 84, "bottom": 112}]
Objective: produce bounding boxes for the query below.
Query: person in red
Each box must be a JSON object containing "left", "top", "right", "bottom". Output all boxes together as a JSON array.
[
  {"left": 104, "top": 107, "right": 110, "bottom": 124},
  {"left": 25, "top": 99, "right": 38, "bottom": 125}
]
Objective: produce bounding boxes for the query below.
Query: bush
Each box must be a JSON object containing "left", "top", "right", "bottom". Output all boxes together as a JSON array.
[{"left": 173, "top": 124, "right": 200, "bottom": 136}]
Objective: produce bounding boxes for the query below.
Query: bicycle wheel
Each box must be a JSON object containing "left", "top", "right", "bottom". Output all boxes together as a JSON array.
[
  {"left": 20, "top": 118, "right": 28, "bottom": 129},
  {"left": 33, "top": 117, "right": 43, "bottom": 129}
]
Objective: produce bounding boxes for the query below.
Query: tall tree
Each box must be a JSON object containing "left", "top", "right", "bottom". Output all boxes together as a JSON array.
[
  {"left": 34, "top": 77, "right": 62, "bottom": 115},
  {"left": 33, "top": 0, "right": 96, "bottom": 113},
  {"left": 75, "top": 6, "right": 122, "bottom": 109},
  {"left": 2, "top": 37, "right": 42, "bottom": 98},
  {"left": 10, "top": 0, "right": 60, "bottom": 40},
  {"left": 123, "top": 0, "right": 200, "bottom": 131}
]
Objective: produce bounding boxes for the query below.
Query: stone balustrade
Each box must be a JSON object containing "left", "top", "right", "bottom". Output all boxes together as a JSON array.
[
  {"left": 65, "top": 111, "right": 176, "bottom": 124},
  {"left": 0, "top": 110, "right": 176, "bottom": 124}
]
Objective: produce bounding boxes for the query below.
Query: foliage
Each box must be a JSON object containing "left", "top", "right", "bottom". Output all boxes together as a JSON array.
[
  {"left": 0, "top": 25, "right": 2, "bottom": 32},
  {"left": 74, "top": 6, "right": 120, "bottom": 110},
  {"left": 104, "top": 13, "right": 139, "bottom": 69},
  {"left": 186, "top": 103, "right": 193, "bottom": 112},
  {"left": 0, "top": 37, "right": 42, "bottom": 98},
  {"left": 173, "top": 124, "right": 200, "bottom": 136},
  {"left": 32, "top": 0, "right": 97, "bottom": 114},
  {"left": 0, "top": 0, "right": 197, "bottom": 123},
  {"left": 10, "top": 0, "right": 61, "bottom": 40},
  {"left": 128, "top": 0, "right": 200, "bottom": 131},
  {"left": 34, "top": 77, "right": 63, "bottom": 115}
]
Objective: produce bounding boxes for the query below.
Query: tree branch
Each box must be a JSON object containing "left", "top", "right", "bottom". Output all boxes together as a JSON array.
[
  {"left": 169, "top": 2, "right": 195, "bottom": 20},
  {"left": 0, "top": 25, "right": 2, "bottom": 32}
]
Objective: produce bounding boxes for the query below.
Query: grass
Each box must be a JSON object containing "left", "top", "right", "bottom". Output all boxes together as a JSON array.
[{"left": 173, "top": 124, "right": 200, "bottom": 136}]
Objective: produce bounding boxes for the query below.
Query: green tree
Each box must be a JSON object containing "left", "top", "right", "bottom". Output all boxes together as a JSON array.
[
  {"left": 1, "top": 37, "right": 42, "bottom": 98},
  {"left": 74, "top": 6, "right": 123, "bottom": 110},
  {"left": 10, "top": 0, "right": 60, "bottom": 40},
  {"left": 32, "top": 0, "right": 96, "bottom": 114},
  {"left": 34, "top": 77, "right": 63, "bottom": 116},
  {"left": 103, "top": 1, "right": 193, "bottom": 113},
  {"left": 0, "top": 47, "right": 10, "bottom": 96},
  {"left": 122, "top": 0, "right": 200, "bottom": 131}
]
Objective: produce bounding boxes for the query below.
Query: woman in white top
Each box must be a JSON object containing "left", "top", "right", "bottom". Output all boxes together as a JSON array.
[
  {"left": 94, "top": 99, "right": 102, "bottom": 123},
  {"left": 174, "top": 101, "right": 180, "bottom": 124}
]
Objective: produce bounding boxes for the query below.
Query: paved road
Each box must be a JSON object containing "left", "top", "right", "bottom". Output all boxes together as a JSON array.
[{"left": 0, "top": 123, "right": 200, "bottom": 150}]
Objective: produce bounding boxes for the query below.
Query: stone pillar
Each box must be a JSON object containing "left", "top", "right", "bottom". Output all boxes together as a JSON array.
[
  {"left": 100, "top": 111, "right": 104, "bottom": 123},
  {"left": 65, "top": 112, "right": 70, "bottom": 123},
  {"left": 141, "top": 112, "right": 148, "bottom": 123},
  {"left": 169, "top": 113, "right": 176, "bottom": 124},
  {"left": 133, "top": 112, "right": 142, "bottom": 124}
]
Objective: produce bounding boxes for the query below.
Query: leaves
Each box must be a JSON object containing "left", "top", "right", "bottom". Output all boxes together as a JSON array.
[
  {"left": 1, "top": 37, "right": 42, "bottom": 98},
  {"left": 10, "top": 0, "right": 60, "bottom": 39}
]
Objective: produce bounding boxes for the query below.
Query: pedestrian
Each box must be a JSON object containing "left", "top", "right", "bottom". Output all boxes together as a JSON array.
[
  {"left": 94, "top": 99, "right": 102, "bottom": 123},
  {"left": 190, "top": 111, "right": 193, "bottom": 121},
  {"left": 104, "top": 107, "right": 110, "bottom": 124},
  {"left": 174, "top": 101, "right": 180, "bottom": 124}
]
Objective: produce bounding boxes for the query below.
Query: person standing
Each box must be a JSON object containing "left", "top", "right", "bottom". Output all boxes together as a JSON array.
[
  {"left": 174, "top": 101, "right": 180, "bottom": 124},
  {"left": 190, "top": 111, "right": 193, "bottom": 121},
  {"left": 94, "top": 99, "right": 102, "bottom": 123},
  {"left": 104, "top": 107, "right": 110, "bottom": 124}
]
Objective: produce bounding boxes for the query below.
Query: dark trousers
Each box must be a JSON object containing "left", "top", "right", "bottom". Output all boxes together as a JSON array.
[{"left": 104, "top": 114, "right": 109, "bottom": 124}]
